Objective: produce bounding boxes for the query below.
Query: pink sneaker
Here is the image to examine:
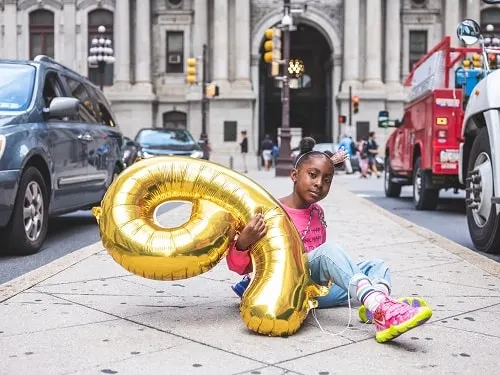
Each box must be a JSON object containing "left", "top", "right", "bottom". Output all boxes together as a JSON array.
[{"left": 373, "top": 296, "right": 432, "bottom": 343}]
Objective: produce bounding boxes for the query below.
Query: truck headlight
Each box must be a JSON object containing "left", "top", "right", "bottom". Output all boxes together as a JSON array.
[
  {"left": 191, "top": 150, "right": 204, "bottom": 158},
  {"left": 0, "top": 135, "right": 5, "bottom": 160}
]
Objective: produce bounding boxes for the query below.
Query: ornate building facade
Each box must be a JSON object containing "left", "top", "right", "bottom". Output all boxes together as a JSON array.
[{"left": 1, "top": 0, "right": 499, "bottom": 156}]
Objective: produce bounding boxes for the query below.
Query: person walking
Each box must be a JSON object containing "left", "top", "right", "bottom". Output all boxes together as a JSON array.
[
  {"left": 338, "top": 134, "right": 354, "bottom": 174},
  {"left": 260, "top": 134, "right": 274, "bottom": 171},
  {"left": 367, "top": 131, "right": 381, "bottom": 178},
  {"left": 199, "top": 133, "right": 212, "bottom": 161},
  {"left": 240, "top": 130, "right": 248, "bottom": 173}
]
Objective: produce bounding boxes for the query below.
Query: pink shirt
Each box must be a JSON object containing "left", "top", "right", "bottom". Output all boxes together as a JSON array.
[{"left": 226, "top": 203, "right": 327, "bottom": 275}]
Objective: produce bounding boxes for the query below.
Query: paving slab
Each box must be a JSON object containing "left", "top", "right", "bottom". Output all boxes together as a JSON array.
[{"left": 1, "top": 171, "right": 499, "bottom": 375}]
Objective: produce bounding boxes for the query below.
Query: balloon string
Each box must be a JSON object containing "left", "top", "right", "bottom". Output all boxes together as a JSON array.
[{"left": 311, "top": 279, "right": 372, "bottom": 340}]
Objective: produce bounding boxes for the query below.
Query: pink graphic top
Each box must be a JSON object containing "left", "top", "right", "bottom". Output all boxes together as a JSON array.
[{"left": 226, "top": 203, "right": 327, "bottom": 275}]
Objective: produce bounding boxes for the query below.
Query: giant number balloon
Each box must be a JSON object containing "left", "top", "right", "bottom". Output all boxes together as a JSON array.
[{"left": 92, "top": 157, "right": 328, "bottom": 336}]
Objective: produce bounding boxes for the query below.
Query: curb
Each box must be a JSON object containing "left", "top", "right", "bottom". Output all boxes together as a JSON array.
[
  {"left": 341, "top": 186, "right": 500, "bottom": 277},
  {"left": 0, "top": 241, "right": 104, "bottom": 303}
]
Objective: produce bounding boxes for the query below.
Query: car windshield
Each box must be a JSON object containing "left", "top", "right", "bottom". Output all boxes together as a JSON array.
[
  {"left": 0, "top": 64, "right": 36, "bottom": 111},
  {"left": 136, "top": 129, "right": 197, "bottom": 147}
]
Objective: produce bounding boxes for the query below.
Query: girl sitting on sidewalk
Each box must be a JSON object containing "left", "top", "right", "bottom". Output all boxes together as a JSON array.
[{"left": 227, "top": 137, "right": 431, "bottom": 343}]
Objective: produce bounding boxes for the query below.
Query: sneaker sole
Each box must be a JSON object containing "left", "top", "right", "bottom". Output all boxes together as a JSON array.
[
  {"left": 375, "top": 306, "right": 433, "bottom": 343},
  {"left": 359, "top": 297, "right": 427, "bottom": 324}
]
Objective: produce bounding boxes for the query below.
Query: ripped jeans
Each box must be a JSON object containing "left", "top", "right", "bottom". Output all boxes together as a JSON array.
[{"left": 307, "top": 242, "right": 392, "bottom": 309}]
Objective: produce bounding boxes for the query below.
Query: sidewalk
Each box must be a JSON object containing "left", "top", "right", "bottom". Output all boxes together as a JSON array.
[{"left": 1, "top": 170, "right": 499, "bottom": 375}]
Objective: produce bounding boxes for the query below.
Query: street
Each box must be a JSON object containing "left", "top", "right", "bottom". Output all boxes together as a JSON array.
[
  {"left": 334, "top": 172, "right": 500, "bottom": 263},
  {"left": 0, "top": 204, "right": 179, "bottom": 284}
]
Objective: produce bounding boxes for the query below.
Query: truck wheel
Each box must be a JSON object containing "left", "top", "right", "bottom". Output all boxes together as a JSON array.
[
  {"left": 5, "top": 167, "right": 49, "bottom": 255},
  {"left": 384, "top": 157, "right": 401, "bottom": 198},
  {"left": 413, "top": 156, "right": 439, "bottom": 210},
  {"left": 465, "top": 128, "right": 500, "bottom": 254}
]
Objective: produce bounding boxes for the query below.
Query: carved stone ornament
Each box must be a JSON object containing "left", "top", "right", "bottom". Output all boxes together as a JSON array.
[{"left": 251, "top": 0, "right": 343, "bottom": 37}]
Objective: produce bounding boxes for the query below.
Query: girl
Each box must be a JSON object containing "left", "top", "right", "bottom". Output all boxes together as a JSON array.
[{"left": 227, "top": 137, "right": 431, "bottom": 343}]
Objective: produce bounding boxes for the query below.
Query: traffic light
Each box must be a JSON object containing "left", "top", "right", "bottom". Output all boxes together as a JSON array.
[
  {"left": 186, "top": 57, "right": 197, "bottom": 84},
  {"left": 472, "top": 54, "right": 482, "bottom": 68},
  {"left": 263, "top": 27, "right": 282, "bottom": 77},
  {"left": 338, "top": 115, "right": 346, "bottom": 124},
  {"left": 352, "top": 95, "right": 360, "bottom": 114},
  {"left": 205, "top": 83, "right": 219, "bottom": 98}
]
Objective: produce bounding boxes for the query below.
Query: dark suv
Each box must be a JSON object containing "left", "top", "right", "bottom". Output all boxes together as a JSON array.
[{"left": 0, "top": 55, "right": 124, "bottom": 255}]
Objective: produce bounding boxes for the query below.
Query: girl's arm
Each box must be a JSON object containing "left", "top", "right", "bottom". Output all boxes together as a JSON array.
[{"left": 226, "top": 240, "right": 253, "bottom": 275}]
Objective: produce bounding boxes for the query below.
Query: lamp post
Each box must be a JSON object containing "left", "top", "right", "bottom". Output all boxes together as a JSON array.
[
  {"left": 274, "top": 0, "right": 294, "bottom": 177},
  {"left": 87, "top": 25, "right": 115, "bottom": 91}
]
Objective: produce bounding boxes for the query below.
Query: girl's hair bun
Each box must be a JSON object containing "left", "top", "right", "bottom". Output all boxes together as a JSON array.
[{"left": 299, "top": 137, "right": 316, "bottom": 154}]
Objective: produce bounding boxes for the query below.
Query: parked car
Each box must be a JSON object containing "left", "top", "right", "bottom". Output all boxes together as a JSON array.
[
  {"left": 0, "top": 55, "right": 124, "bottom": 255},
  {"left": 135, "top": 128, "right": 204, "bottom": 159},
  {"left": 122, "top": 136, "right": 140, "bottom": 168}
]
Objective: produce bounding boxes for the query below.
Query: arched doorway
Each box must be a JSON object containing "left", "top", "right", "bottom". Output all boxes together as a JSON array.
[
  {"left": 163, "top": 110, "right": 187, "bottom": 129},
  {"left": 259, "top": 23, "right": 333, "bottom": 146}
]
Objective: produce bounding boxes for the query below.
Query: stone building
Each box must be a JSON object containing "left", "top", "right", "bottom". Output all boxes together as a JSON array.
[{"left": 1, "top": 0, "right": 499, "bottom": 157}]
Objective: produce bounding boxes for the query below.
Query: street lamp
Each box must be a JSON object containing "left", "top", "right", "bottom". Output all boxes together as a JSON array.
[{"left": 87, "top": 25, "right": 115, "bottom": 91}]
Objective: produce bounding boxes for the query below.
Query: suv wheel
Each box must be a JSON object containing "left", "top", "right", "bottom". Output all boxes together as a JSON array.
[
  {"left": 6, "top": 167, "right": 49, "bottom": 255},
  {"left": 413, "top": 156, "right": 439, "bottom": 210}
]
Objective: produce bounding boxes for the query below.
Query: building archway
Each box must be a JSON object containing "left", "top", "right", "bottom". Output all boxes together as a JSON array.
[
  {"left": 258, "top": 23, "right": 333, "bottom": 146},
  {"left": 163, "top": 110, "right": 187, "bottom": 129}
]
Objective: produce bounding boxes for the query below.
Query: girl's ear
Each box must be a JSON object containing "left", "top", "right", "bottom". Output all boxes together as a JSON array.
[{"left": 290, "top": 168, "right": 298, "bottom": 182}]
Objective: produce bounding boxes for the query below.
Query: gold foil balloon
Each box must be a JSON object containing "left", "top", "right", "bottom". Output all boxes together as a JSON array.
[{"left": 92, "top": 156, "right": 328, "bottom": 336}]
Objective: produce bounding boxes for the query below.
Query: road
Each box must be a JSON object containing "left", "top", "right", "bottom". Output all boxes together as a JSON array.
[
  {"left": 334, "top": 172, "right": 500, "bottom": 263},
  {"left": 0, "top": 203, "right": 179, "bottom": 284}
]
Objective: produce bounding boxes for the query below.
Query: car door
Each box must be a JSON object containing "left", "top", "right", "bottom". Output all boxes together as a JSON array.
[
  {"left": 62, "top": 75, "right": 109, "bottom": 204},
  {"left": 391, "top": 114, "right": 407, "bottom": 172},
  {"left": 84, "top": 83, "right": 122, "bottom": 203},
  {"left": 42, "top": 70, "right": 89, "bottom": 211}
]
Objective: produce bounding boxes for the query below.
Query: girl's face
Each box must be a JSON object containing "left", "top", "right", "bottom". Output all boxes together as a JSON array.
[{"left": 291, "top": 154, "right": 334, "bottom": 205}]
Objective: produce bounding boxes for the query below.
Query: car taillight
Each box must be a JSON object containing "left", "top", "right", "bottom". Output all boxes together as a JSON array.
[
  {"left": 436, "top": 129, "right": 448, "bottom": 143},
  {"left": 0, "top": 135, "right": 5, "bottom": 160}
]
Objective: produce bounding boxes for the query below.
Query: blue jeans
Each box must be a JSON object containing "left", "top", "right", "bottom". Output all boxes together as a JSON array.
[{"left": 307, "top": 242, "right": 392, "bottom": 309}]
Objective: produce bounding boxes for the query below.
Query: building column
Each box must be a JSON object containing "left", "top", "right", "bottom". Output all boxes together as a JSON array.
[
  {"left": 233, "top": 0, "right": 251, "bottom": 89},
  {"left": 364, "top": 0, "right": 383, "bottom": 88},
  {"left": 135, "top": 0, "right": 152, "bottom": 90},
  {"left": 62, "top": 0, "right": 76, "bottom": 69},
  {"left": 193, "top": 0, "right": 208, "bottom": 56},
  {"left": 385, "top": 0, "right": 401, "bottom": 89},
  {"left": 444, "top": 0, "right": 460, "bottom": 46},
  {"left": 114, "top": 0, "right": 131, "bottom": 88},
  {"left": 213, "top": 0, "right": 229, "bottom": 87},
  {"left": 466, "top": 0, "right": 481, "bottom": 23},
  {"left": 342, "top": 0, "right": 360, "bottom": 90},
  {"left": 4, "top": 1, "right": 17, "bottom": 59}
]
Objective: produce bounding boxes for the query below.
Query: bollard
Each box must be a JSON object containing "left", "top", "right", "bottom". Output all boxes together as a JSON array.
[{"left": 229, "top": 155, "right": 234, "bottom": 169}]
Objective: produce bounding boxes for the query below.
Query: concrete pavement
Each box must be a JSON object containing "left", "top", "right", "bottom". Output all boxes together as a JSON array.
[{"left": 1, "top": 170, "right": 499, "bottom": 375}]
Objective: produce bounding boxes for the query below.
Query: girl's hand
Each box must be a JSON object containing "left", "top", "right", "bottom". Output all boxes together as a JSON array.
[
  {"left": 236, "top": 214, "right": 267, "bottom": 250},
  {"left": 331, "top": 147, "right": 350, "bottom": 165}
]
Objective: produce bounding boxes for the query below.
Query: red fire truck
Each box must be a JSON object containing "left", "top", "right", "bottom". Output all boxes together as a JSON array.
[{"left": 379, "top": 36, "right": 482, "bottom": 210}]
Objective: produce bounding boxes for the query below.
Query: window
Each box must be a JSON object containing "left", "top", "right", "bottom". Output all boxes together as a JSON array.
[
  {"left": 481, "top": 8, "right": 500, "bottom": 34},
  {"left": 409, "top": 30, "right": 428, "bottom": 71},
  {"left": 93, "top": 89, "right": 117, "bottom": 127},
  {"left": 163, "top": 111, "right": 186, "bottom": 128},
  {"left": 166, "top": 31, "right": 184, "bottom": 73},
  {"left": 0, "top": 64, "right": 36, "bottom": 111},
  {"left": 88, "top": 9, "right": 114, "bottom": 87},
  {"left": 29, "top": 10, "right": 55, "bottom": 59},
  {"left": 64, "top": 76, "right": 101, "bottom": 124},
  {"left": 223, "top": 121, "right": 237, "bottom": 142},
  {"left": 42, "top": 71, "right": 64, "bottom": 109}
]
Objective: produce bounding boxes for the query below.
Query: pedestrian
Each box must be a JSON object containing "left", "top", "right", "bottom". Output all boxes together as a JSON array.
[
  {"left": 338, "top": 134, "right": 354, "bottom": 174},
  {"left": 227, "top": 137, "right": 431, "bottom": 343},
  {"left": 260, "top": 134, "right": 274, "bottom": 171},
  {"left": 367, "top": 131, "right": 381, "bottom": 178},
  {"left": 199, "top": 133, "right": 212, "bottom": 161},
  {"left": 358, "top": 136, "right": 369, "bottom": 178},
  {"left": 240, "top": 130, "right": 248, "bottom": 173}
]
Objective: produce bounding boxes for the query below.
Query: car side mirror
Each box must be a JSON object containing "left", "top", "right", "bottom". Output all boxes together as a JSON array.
[{"left": 48, "top": 97, "right": 79, "bottom": 118}]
